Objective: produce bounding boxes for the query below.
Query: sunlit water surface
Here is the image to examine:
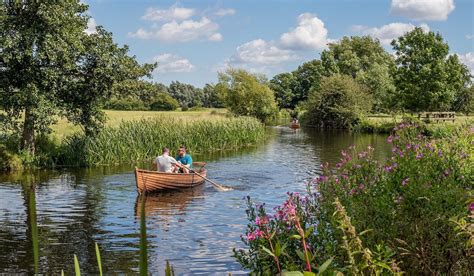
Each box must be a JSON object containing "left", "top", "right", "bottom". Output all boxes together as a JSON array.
[{"left": 0, "top": 127, "right": 390, "bottom": 275}]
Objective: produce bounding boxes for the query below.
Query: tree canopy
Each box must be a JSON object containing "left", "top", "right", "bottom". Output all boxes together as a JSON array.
[
  {"left": 217, "top": 69, "right": 277, "bottom": 122},
  {"left": 0, "top": 1, "right": 155, "bottom": 154},
  {"left": 321, "top": 36, "right": 396, "bottom": 112},
  {"left": 391, "top": 27, "right": 470, "bottom": 112}
]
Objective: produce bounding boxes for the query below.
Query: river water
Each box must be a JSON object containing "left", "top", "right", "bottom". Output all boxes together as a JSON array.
[{"left": 0, "top": 127, "right": 390, "bottom": 275}]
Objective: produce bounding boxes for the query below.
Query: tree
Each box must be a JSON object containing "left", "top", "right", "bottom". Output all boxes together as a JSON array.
[
  {"left": 168, "top": 81, "right": 203, "bottom": 108},
  {"left": 149, "top": 93, "right": 179, "bottom": 111},
  {"left": 269, "top": 72, "right": 298, "bottom": 109},
  {"left": 0, "top": 1, "right": 155, "bottom": 155},
  {"left": 452, "top": 85, "right": 474, "bottom": 115},
  {"left": 293, "top": 60, "right": 325, "bottom": 105},
  {"left": 392, "top": 28, "right": 470, "bottom": 112},
  {"left": 217, "top": 69, "right": 277, "bottom": 122},
  {"left": 301, "top": 75, "right": 373, "bottom": 129},
  {"left": 202, "top": 83, "right": 224, "bottom": 108},
  {"left": 321, "top": 36, "right": 396, "bottom": 112}
]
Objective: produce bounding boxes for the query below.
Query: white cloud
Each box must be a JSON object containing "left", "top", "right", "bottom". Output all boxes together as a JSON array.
[
  {"left": 129, "top": 17, "right": 222, "bottom": 42},
  {"left": 280, "top": 13, "right": 329, "bottom": 50},
  {"left": 228, "top": 39, "right": 299, "bottom": 66},
  {"left": 142, "top": 6, "right": 195, "bottom": 21},
  {"left": 215, "top": 8, "right": 235, "bottom": 17},
  {"left": 153, "top": 53, "right": 195, "bottom": 73},
  {"left": 85, "top": 18, "right": 97, "bottom": 35},
  {"left": 459, "top": 52, "right": 474, "bottom": 73},
  {"left": 466, "top": 34, "right": 474, "bottom": 40},
  {"left": 390, "top": 0, "right": 455, "bottom": 21},
  {"left": 353, "top": 22, "right": 430, "bottom": 45}
]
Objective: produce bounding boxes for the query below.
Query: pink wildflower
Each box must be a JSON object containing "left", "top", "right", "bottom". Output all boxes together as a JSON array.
[
  {"left": 247, "top": 231, "right": 256, "bottom": 241},
  {"left": 401, "top": 178, "right": 409, "bottom": 186}
]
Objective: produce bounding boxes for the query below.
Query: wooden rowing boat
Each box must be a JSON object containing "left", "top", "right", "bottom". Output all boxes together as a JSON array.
[
  {"left": 135, "top": 162, "right": 207, "bottom": 193},
  {"left": 289, "top": 122, "right": 300, "bottom": 129}
]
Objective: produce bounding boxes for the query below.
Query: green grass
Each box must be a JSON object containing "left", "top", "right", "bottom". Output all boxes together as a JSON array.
[
  {"left": 52, "top": 109, "right": 228, "bottom": 139},
  {"left": 58, "top": 115, "right": 265, "bottom": 167}
]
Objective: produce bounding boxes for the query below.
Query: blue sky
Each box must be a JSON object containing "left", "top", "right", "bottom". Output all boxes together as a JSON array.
[{"left": 85, "top": 0, "right": 474, "bottom": 87}]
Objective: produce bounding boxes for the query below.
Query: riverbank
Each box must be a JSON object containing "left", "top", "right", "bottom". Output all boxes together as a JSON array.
[{"left": 0, "top": 109, "right": 264, "bottom": 170}]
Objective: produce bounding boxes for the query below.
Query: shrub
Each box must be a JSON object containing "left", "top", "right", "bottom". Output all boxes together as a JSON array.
[
  {"left": 235, "top": 122, "right": 473, "bottom": 274},
  {"left": 316, "top": 123, "right": 473, "bottom": 274},
  {"left": 149, "top": 93, "right": 179, "bottom": 111},
  {"left": 301, "top": 74, "right": 373, "bottom": 129},
  {"left": 0, "top": 144, "right": 22, "bottom": 171},
  {"left": 104, "top": 97, "right": 147, "bottom": 110}
]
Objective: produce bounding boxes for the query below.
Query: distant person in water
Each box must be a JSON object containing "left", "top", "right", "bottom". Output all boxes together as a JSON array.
[
  {"left": 153, "top": 148, "right": 178, "bottom": 173},
  {"left": 176, "top": 145, "right": 192, "bottom": 173}
]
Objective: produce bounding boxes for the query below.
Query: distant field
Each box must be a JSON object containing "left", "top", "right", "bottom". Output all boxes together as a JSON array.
[{"left": 52, "top": 108, "right": 228, "bottom": 139}]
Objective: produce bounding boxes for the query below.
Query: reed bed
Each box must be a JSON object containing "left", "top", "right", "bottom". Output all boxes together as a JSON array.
[{"left": 59, "top": 115, "right": 265, "bottom": 166}]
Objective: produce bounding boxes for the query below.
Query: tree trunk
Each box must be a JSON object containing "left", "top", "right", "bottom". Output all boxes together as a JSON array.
[{"left": 22, "top": 108, "right": 35, "bottom": 156}]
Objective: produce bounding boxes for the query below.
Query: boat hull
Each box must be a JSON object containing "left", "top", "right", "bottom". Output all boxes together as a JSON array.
[
  {"left": 135, "top": 168, "right": 206, "bottom": 193},
  {"left": 289, "top": 123, "right": 300, "bottom": 129}
]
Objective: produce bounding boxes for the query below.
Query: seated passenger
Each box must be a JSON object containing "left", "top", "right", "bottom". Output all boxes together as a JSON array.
[
  {"left": 175, "top": 145, "right": 192, "bottom": 173},
  {"left": 153, "top": 147, "right": 178, "bottom": 173}
]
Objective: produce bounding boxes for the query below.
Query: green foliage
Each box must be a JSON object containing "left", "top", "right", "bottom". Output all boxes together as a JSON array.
[
  {"left": 168, "top": 81, "right": 203, "bottom": 108},
  {"left": 293, "top": 60, "right": 325, "bottom": 106},
  {"left": 58, "top": 116, "right": 265, "bottom": 166},
  {"left": 0, "top": 1, "right": 155, "bottom": 154},
  {"left": 392, "top": 28, "right": 471, "bottom": 112},
  {"left": 317, "top": 123, "right": 473, "bottom": 274},
  {"left": 104, "top": 97, "right": 148, "bottom": 111},
  {"left": 301, "top": 75, "right": 373, "bottom": 129},
  {"left": 321, "top": 36, "right": 396, "bottom": 112},
  {"left": 452, "top": 86, "right": 474, "bottom": 115},
  {"left": 217, "top": 68, "right": 278, "bottom": 122},
  {"left": 0, "top": 144, "right": 22, "bottom": 171},
  {"left": 149, "top": 93, "right": 179, "bottom": 111},
  {"left": 269, "top": 72, "right": 299, "bottom": 109},
  {"left": 202, "top": 83, "right": 224, "bottom": 108}
]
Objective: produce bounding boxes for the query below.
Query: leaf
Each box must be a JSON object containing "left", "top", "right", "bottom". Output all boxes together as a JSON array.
[
  {"left": 275, "top": 241, "right": 282, "bottom": 257},
  {"left": 261, "top": 245, "right": 276, "bottom": 257},
  {"left": 74, "top": 254, "right": 81, "bottom": 276},
  {"left": 303, "top": 272, "right": 316, "bottom": 276},
  {"left": 374, "top": 262, "right": 392, "bottom": 271},
  {"left": 304, "top": 226, "right": 314, "bottom": 238},
  {"left": 296, "top": 249, "right": 306, "bottom": 261},
  {"left": 281, "top": 271, "right": 304, "bottom": 276},
  {"left": 358, "top": 229, "right": 372, "bottom": 236},
  {"left": 291, "top": 234, "right": 302, "bottom": 240},
  {"left": 317, "top": 257, "right": 333, "bottom": 275},
  {"left": 95, "top": 243, "right": 103, "bottom": 276}
]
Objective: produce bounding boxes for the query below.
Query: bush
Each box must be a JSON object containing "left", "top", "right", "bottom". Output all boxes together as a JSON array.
[
  {"left": 235, "top": 122, "right": 473, "bottom": 274},
  {"left": 0, "top": 144, "right": 22, "bottom": 171},
  {"left": 217, "top": 69, "right": 278, "bottom": 123},
  {"left": 104, "top": 97, "right": 147, "bottom": 111},
  {"left": 149, "top": 93, "right": 179, "bottom": 111},
  {"left": 301, "top": 74, "right": 373, "bottom": 129}
]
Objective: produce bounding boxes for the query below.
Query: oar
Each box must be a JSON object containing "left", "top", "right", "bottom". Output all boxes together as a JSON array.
[{"left": 175, "top": 163, "right": 233, "bottom": 191}]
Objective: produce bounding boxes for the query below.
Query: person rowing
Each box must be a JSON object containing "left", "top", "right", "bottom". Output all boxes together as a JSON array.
[
  {"left": 153, "top": 147, "right": 178, "bottom": 173},
  {"left": 175, "top": 145, "right": 192, "bottom": 173}
]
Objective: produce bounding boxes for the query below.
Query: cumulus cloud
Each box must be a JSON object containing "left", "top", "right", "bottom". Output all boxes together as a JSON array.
[
  {"left": 390, "top": 0, "right": 455, "bottom": 21},
  {"left": 85, "top": 18, "right": 97, "bottom": 35},
  {"left": 215, "top": 8, "right": 235, "bottom": 17},
  {"left": 129, "top": 17, "right": 222, "bottom": 42},
  {"left": 142, "top": 5, "right": 195, "bottom": 21},
  {"left": 228, "top": 39, "right": 299, "bottom": 66},
  {"left": 353, "top": 22, "right": 430, "bottom": 45},
  {"left": 466, "top": 34, "right": 474, "bottom": 40},
  {"left": 459, "top": 52, "right": 474, "bottom": 73},
  {"left": 153, "top": 53, "right": 195, "bottom": 73},
  {"left": 280, "top": 13, "right": 329, "bottom": 50}
]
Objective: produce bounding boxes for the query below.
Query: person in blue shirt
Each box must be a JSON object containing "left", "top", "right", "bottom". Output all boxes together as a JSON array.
[{"left": 175, "top": 145, "right": 192, "bottom": 173}]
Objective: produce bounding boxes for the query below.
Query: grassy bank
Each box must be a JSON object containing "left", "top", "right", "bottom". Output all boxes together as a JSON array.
[
  {"left": 58, "top": 115, "right": 265, "bottom": 167},
  {"left": 357, "top": 114, "right": 474, "bottom": 134},
  {"left": 0, "top": 109, "right": 265, "bottom": 169}
]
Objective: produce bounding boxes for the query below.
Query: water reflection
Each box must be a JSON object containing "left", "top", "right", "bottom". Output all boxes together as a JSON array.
[{"left": 0, "top": 127, "right": 390, "bottom": 274}]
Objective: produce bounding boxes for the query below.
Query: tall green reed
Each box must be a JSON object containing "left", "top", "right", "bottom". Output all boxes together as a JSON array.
[{"left": 59, "top": 116, "right": 265, "bottom": 166}]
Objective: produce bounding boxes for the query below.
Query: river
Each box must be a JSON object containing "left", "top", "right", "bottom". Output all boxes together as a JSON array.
[{"left": 0, "top": 127, "right": 390, "bottom": 275}]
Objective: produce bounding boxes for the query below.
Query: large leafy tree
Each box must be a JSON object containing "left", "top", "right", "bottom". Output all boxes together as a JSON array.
[
  {"left": 0, "top": 1, "right": 155, "bottom": 154},
  {"left": 321, "top": 36, "right": 396, "bottom": 112},
  {"left": 392, "top": 27, "right": 470, "bottom": 112},
  {"left": 302, "top": 74, "right": 373, "bottom": 129},
  {"left": 269, "top": 72, "right": 298, "bottom": 109},
  {"left": 217, "top": 69, "right": 277, "bottom": 122},
  {"left": 293, "top": 59, "right": 325, "bottom": 105},
  {"left": 168, "top": 81, "right": 204, "bottom": 108}
]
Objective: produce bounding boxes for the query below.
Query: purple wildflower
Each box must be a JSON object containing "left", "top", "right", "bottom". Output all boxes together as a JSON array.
[
  {"left": 416, "top": 152, "right": 423, "bottom": 160},
  {"left": 401, "top": 178, "right": 409, "bottom": 186}
]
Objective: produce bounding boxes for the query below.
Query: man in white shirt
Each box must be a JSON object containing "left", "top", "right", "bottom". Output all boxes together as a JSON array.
[{"left": 153, "top": 148, "right": 178, "bottom": 173}]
